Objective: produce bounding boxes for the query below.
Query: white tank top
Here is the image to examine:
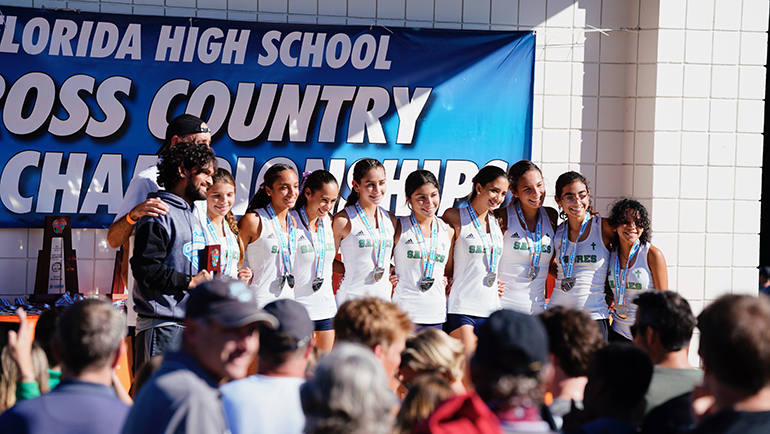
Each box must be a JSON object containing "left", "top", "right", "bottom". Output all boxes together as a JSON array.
[
  {"left": 336, "top": 205, "right": 395, "bottom": 305},
  {"left": 392, "top": 216, "right": 451, "bottom": 325},
  {"left": 548, "top": 215, "right": 610, "bottom": 320},
  {"left": 447, "top": 207, "right": 503, "bottom": 317},
  {"left": 245, "top": 208, "right": 295, "bottom": 308},
  {"left": 609, "top": 243, "right": 654, "bottom": 339},
  {"left": 498, "top": 204, "right": 555, "bottom": 314},
  {"left": 290, "top": 210, "right": 337, "bottom": 321}
]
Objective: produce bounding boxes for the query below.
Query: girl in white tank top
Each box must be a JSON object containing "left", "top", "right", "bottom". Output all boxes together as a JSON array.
[
  {"left": 291, "top": 170, "right": 340, "bottom": 353},
  {"left": 239, "top": 165, "right": 299, "bottom": 308},
  {"left": 442, "top": 166, "right": 509, "bottom": 354},
  {"left": 606, "top": 198, "right": 669, "bottom": 341},
  {"left": 497, "top": 161, "right": 558, "bottom": 315},
  {"left": 392, "top": 170, "right": 454, "bottom": 326},
  {"left": 548, "top": 172, "right": 615, "bottom": 339},
  {"left": 333, "top": 159, "right": 399, "bottom": 305}
]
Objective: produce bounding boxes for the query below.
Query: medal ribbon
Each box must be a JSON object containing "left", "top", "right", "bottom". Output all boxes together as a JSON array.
[
  {"left": 514, "top": 202, "right": 542, "bottom": 271},
  {"left": 613, "top": 240, "right": 641, "bottom": 307},
  {"left": 266, "top": 203, "right": 296, "bottom": 277},
  {"left": 559, "top": 214, "right": 591, "bottom": 280},
  {"left": 410, "top": 214, "right": 438, "bottom": 280},
  {"left": 467, "top": 205, "right": 501, "bottom": 275},
  {"left": 300, "top": 207, "right": 325, "bottom": 282},
  {"left": 355, "top": 202, "right": 388, "bottom": 272},
  {"left": 204, "top": 214, "right": 237, "bottom": 276}
]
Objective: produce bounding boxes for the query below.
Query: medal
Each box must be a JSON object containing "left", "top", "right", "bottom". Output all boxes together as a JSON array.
[
  {"left": 373, "top": 267, "right": 385, "bottom": 282},
  {"left": 300, "top": 207, "right": 327, "bottom": 293},
  {"left": 410, "top": 214, "right": 439, "bottom": 293},
  {"left": 267, "top": 203, "right": 296, "bottom": 288},
  {"left": 515, "top": 202, "right": 543, "bottom": 282},
  {"left": 467, "top": 206, "right": 502, "bottom": 290},
  {"left": 612, "top": 240, "right": 641, "bottom": 319},
  {"left": 485, "top": 272, "right": 497, "bottom": 287},
  {"left": 419, "top": 277, "right": 435, "bottom": 292},
  {"left": 561, "top": 277, "right": 575, "bottom": 291},
  {"left": 355, "top": 203, "right": 389, "bottom": 283},
  {"left": 312, "top": 278, "right": 324, "bottom": 292},
  {"left": 558, "top": 214, "right": 590, "bottom": 292},
  {"left": 278, "top": 275, "right": 286, "bottom": 290},
  {"left": 528, "top": 266, "right": 540, "bottom": 281}
]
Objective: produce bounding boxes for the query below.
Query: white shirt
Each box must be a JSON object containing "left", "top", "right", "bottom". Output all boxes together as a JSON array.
[{"left": 291, "top": 210, "right": 337, "bottom": 321}]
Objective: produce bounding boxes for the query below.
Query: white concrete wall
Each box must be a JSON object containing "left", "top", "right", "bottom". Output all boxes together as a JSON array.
[{"left": 0, "top": 0, "right": 766, "bottom": 355}]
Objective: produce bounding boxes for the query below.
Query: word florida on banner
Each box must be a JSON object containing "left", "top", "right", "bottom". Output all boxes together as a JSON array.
[{"left": 0, "top": 6, "right": 535, "bottom": 228}]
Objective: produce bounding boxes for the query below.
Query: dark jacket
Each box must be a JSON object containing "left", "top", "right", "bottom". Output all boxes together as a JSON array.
[{"left": 131, "top": 191, "right": 205, "bottom": 322}]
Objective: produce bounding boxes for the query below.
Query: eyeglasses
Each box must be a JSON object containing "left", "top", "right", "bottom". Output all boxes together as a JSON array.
[{"left": 559, "top": 191, "right": 588, "bottom": 204}]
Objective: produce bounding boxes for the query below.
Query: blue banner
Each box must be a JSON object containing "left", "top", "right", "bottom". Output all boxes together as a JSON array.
[{"left": 0, "top": 6, "right": 534, "bottom": 228}]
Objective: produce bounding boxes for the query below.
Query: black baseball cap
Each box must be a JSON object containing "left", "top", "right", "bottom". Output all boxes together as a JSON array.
[
  {"left": 474, "top": 309, "right": 549, "bottom": 375},
  {"left": 261, "top": 299, "right": 314, "bottom": 351},
  {"left": 157, "top": 114, "right": 210, "bottom": 155},
  {"left": 186, "top": 279, "right": 278, "bottom": 329}
]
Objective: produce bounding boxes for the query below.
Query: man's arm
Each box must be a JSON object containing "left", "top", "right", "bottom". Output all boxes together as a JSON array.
[{"left": 107, "top": 198, "right": 169, "bottom": 248}]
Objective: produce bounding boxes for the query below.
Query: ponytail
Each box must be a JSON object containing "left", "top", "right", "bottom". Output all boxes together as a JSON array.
[
  {"left": 345, "top": 158, "right": 385, "bottom": 207},
  {"left": 246, "top": 164, "right": 295, "bottom": 213}
]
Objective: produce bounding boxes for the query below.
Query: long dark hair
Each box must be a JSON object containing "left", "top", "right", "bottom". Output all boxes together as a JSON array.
[
  {"left": 294, "top": 170, "right": 339, "bottom": 211},
  {"left": 466, "top": 166, "right": 508, "bottom": 203},
  {"left": 345, "top": 158, "right": 385, "bottom": 207},
  {"left": 607, "top": 198, "right": 652, "bottom": 244},
  {"left": 209, "top": 168, "right": 245, "bottom": 266},
  {"left": 245, "top": 164, "right": 296, "bottom": 213},
  {"left": 554, "top": 171, "right": 596, "bottom": 219},
  {"left": 507, "top": 160, "right": 543, "bottom": 203}
]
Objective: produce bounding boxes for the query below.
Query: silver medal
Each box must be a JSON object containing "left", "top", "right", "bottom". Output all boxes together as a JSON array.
[
  {"left": 373, "top": 267, "right": 385, "bottom": 282},
  {"left": 615, "top": 304, "right": 629, "bottom": 319},
  {"left": 528, "top": 266, "right": 540, "bottom": 281},
  {"left": 312, "top": 278, "right": 324, "bottom": 292},
  {"left": 419, "top": 277, "right": 435, "bottom": 292},
  {"left": 287, "top": 274, "right": 295, "bottom": 288},
  {"left": 485, "top": 272, "right": 496, "bottom": 287},
  {"left": 561, "top": 277, "right": 575, "bottom": 291},
  {"left": 278, "top": 276, "right": 286, "bottom": 290}
]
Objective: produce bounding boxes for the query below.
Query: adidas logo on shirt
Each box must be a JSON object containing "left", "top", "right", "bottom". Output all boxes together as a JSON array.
[
  {"left": 298, "top": 235, "right": 307, "bottom": 242},
  {"left": 267, "top": 234, "right": 276, "bottom": 239},
  {"left": 355, "top": 230, "right": 366, "bottom": 237},
  {"left": 466, "top": 233, "right": 475, "bottom": 239},
  {"left": 405, "top": 239, "right": 414, "bottom": 245},
  {"left": 512, "top": 232, "right": 520, "bottom": 238}
]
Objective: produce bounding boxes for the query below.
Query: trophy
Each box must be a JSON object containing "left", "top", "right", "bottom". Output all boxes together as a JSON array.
[
  {"left": 202, "top": 244, "right": 222, "bottom": 276},
  {"left": 32, "top": 216, "right": 79, "bottom": 303}
]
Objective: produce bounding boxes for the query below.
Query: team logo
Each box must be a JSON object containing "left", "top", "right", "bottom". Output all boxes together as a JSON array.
[
  {"left": 52, "top": 218, "right": 67, "bottom": 235},
  {"left": 211, "top": 248, "right": 220, "bottom": 268}
]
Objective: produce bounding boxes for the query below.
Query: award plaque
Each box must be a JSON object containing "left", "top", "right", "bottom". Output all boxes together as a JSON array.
[
  {"left": 202, "top": 244, "right": 222, "bottom": 275},
  {"left": 32, "top": 216, "right": 79, "bottom": 303}
]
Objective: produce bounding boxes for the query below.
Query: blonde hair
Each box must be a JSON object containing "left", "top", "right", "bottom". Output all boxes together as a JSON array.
[
  {"left": 400, "top": 328, "right": 465, "bottom": 384},
  {"left": 334, "top": 297, "right": 413, "bottom": 351},
  {"left": 0, "top": 342, "right": 50, "bottom": 412},
  {"left": 393, "top": 374, "right": 454, "bottom": 434}
]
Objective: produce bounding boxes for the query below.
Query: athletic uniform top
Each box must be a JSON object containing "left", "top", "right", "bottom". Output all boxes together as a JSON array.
[
  {"left": 290, "top": 210, "right": 337, "bottom": 321},
  {"left": 244, "top": 208, "right": 295, "bottom": 308},
  {"left": 447, "top": 207, "right": 504, "bottom": 318},
  {"left": 549, "top": 215, "right": 610, "bottom": 320},
  {"left": 498, "top": 203, "right": 555, "bottom": 315},
  {"left": 193, "top": 201, "right": 240, "bottom": 279},
  {"left": 336, "top": 205, "right": 395, "bottom": 306},
  {"left": 392, "top": 216, "right": 451, "bottom": 325},
  {"left": 609, "top": 242, "right": 654, "bottom": 339}
]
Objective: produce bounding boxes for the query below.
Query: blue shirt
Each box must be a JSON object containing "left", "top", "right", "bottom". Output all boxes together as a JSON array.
[{"left": 0, "top": 379, "right": 129, "bottom": 434}]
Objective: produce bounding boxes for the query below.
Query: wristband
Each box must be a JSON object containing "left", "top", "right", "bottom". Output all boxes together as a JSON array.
[{"left": 125, "top": 213, "right": 137, "bottom": 225}]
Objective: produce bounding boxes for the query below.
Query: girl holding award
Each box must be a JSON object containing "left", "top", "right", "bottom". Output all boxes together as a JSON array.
[
  {"left": 606, "top": 198, "right": 668, "bottom": 342},
  {"left": 497, "top": 161, "right": 558, "bottom": 315},
  {"left": 239, "top": 164, "right": 299, "bottom": 308},
  {"left": 193, "top": 168, "right": 252, "bottom": 282},
  {"left": 291, "top": 170, "right": 340, "bottom": 353},
  {"left": 548, "top": 171, "right": 615, "bottom": 340},
  {"left": 442, "top": 165, "right": 509, "bottom": 353},
  {"left": 392, "top": 170, "right": 454, "bottom": 330},
  {"left": 333, "top": 158, "right": 399, "bottom": 305}
]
